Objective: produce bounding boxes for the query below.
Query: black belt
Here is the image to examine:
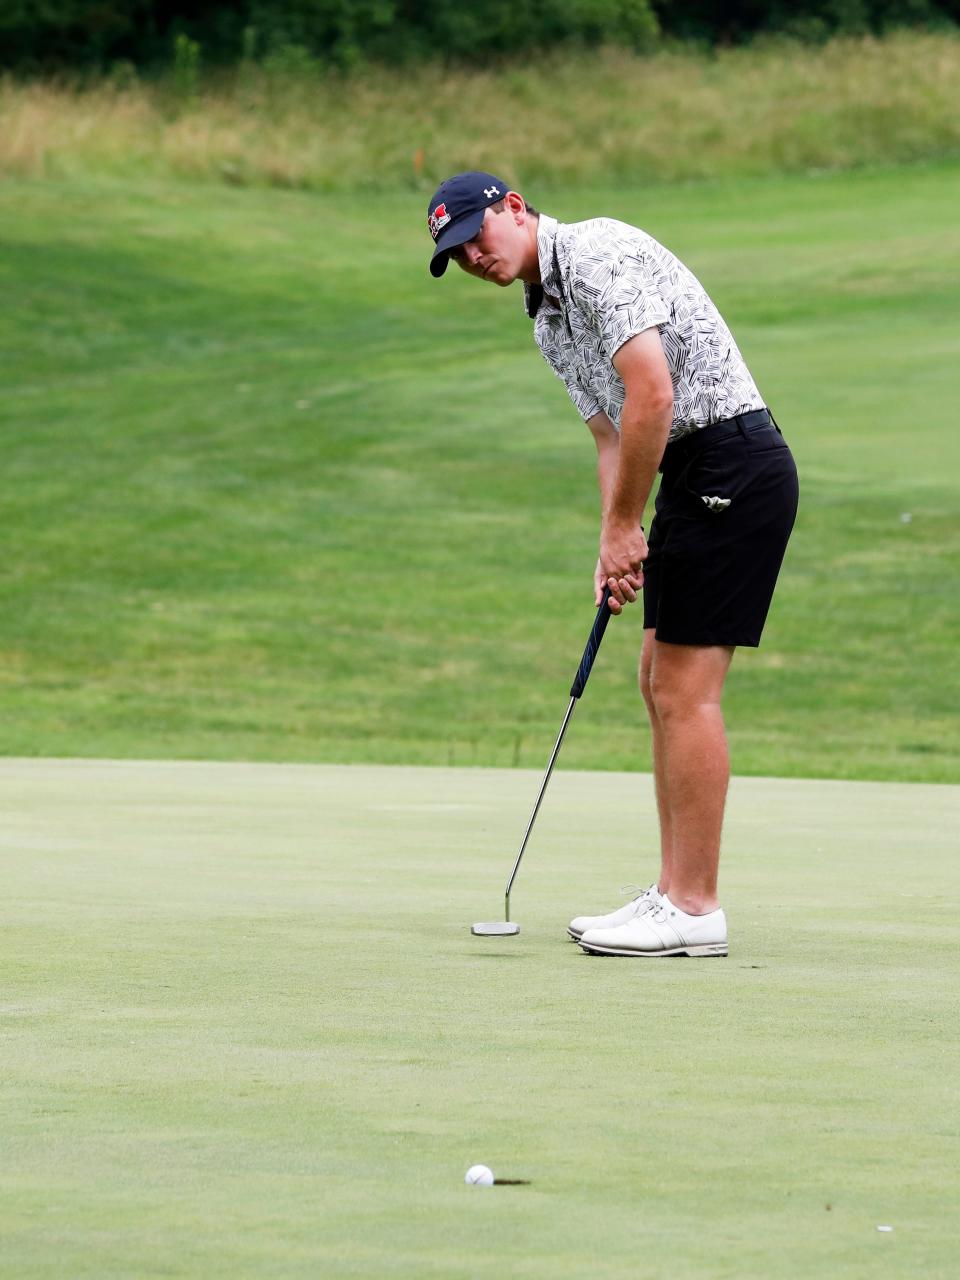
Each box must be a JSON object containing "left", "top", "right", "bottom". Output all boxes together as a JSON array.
[{"left": 659, "top": 408, "right": 776, "bottom": 472}]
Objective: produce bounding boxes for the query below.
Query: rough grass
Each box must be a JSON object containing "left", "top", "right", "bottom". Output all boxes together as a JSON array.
[
  {"left": 1, "top": 163, "right": 959, "bottom": 781},
  {"left": 2, "top": 32, "right": 960, "bottom": 192}
]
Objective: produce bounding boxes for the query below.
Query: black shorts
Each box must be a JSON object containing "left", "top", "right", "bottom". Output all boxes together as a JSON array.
[{"left": 642, "top": 410, "right": 799, "bottom": 647}]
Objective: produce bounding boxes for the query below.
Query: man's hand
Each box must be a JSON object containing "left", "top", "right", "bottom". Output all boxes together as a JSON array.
[{"left": 596, "top": 520, "right": 647, "bottom": 614}]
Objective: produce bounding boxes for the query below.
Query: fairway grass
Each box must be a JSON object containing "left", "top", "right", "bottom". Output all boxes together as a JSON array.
[
  {"left": 2, "top": 163, "right": 959, "bottom": 781},
  {"left": 2, "top": 759, "right": 958, "bottom": 1278}
]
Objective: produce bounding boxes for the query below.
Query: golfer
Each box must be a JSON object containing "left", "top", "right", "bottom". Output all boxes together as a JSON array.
[{"left": 427, "top": 172, "right": 799, "bottom": 957}]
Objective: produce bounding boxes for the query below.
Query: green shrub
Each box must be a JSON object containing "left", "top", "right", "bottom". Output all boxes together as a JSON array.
[
  {"left": 0, "top": 1, "right": 956, "bottom": 70},
  {"left": 172, "top": 32, "right": 200, "bottom": 103}
]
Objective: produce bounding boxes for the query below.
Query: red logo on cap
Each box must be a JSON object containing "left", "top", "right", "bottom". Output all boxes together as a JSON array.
[{"left": 428, "top": 203, "right": 451, "bottom": 240}]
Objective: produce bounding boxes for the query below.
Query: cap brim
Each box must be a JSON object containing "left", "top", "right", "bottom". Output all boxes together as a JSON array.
[{"left": 429, "top": 208, "right": 486, "bottom": 277}]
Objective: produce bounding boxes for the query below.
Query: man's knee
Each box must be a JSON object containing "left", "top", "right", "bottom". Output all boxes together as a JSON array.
[
  {"left": 647, "top": 644, "right": 734, "bottom": 722},
  {"left": 647, "top": 667, "right": 688, "bottom": 723},
  {"left": 638, "top": 633, "right": 656, "bottom": 712}
]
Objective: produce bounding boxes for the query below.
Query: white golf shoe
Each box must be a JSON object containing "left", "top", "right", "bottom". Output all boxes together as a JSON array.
[
  {"left": 578, "top": 893, "right": 728, "bottom": 957},
  {"left": 567, "top": 883, "right": 660, "bottom": 941}
]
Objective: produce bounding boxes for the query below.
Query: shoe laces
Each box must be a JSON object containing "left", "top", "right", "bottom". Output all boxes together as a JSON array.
[
  {"left": 619, "top": 883, "right": 660, "bottom": 918},
  {"left": 619, "top": 884, "right": 646, "bottom": 900}
]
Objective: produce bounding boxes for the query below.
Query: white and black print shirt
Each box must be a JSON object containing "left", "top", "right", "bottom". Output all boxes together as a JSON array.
[{"left": 525, "top": 214, "right": 764, "bottom": 442}]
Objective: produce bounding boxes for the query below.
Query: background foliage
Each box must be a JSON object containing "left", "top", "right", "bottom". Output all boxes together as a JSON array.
[
  {"left": 3, "top": 34, "right": 959, "bottom": 192},
  {"left": 1, "top": 0, "right": 958, "bottom": 70}
]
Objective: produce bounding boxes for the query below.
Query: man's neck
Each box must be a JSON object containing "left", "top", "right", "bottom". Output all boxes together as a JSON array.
[{"left": 519, "top": 214, "right": 542, "bottom": 286}]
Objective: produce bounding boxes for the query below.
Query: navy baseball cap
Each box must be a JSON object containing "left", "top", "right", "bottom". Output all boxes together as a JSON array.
[{"left": 427, "top": 171, "right": 510, "bottom": 277}]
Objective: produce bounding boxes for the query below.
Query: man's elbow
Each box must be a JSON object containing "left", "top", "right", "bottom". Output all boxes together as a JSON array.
[
  {"left": 626, "top": 384, "right": 673, "bottom": 426},
  {"left": 587, "top": 411, "right": 620, "bottom": 451},
  {"left": 652, "top": 386, "right": 674, "bottom": 421}
]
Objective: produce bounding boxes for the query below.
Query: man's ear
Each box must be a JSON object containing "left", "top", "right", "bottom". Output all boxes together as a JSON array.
[{"left": 505, "top": 190, "right": 526, "bottom": 222}]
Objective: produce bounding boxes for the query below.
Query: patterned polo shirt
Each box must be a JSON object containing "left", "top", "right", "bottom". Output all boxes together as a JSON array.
[{"left": 524, "top": 214, "right": 764, "bottom": 442}]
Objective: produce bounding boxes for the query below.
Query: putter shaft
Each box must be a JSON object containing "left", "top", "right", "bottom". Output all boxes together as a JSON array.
[
  {"left": 504, "top": 694, "right": 577, "bottom": 922},
  {"left": 492, "top": 588, "right": 613, "bottom": 930}
]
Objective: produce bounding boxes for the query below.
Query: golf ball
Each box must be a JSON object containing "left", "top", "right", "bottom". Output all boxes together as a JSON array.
[{"left": 465, "top": 1164, "right": 494, "bottom": 1186}]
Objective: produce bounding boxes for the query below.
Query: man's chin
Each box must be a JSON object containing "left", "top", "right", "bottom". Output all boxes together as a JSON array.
[{"left": 485, "top": 268, "right": 516, "bottom": 288}]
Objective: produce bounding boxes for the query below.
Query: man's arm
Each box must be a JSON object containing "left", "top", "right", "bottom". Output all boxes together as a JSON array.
[
  {"left": 586, "top": 409, "right": 620, "bottom": 514},
  {"left": 595, "top": 328, "right": 674, "bottom": 613},
  {"left": 586, "top": 409, "right": 620, "bottom": 605}
]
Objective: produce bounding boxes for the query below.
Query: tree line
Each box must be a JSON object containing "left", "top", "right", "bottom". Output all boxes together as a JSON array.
[{"left": 2, "top": 0, "right": 958, "bottom": 71}]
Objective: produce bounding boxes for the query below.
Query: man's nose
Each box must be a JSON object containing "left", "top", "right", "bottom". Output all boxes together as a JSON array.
[{"left": 463, "top": 242, "right": 482, "bottom": 267}]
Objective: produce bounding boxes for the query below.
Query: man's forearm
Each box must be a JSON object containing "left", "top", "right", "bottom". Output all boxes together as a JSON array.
[
  {"left": 609, "top": 399, "right": 672, "bottom": 526},
  {"left": 596, "top": 437, "right": 620, "bottom": 516}
]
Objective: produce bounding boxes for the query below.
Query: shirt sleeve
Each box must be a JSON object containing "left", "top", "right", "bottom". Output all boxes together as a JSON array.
[
  {"left": 536, "top": 322, "right": 602, "bottom": 422},
  {"left": 568, "top": 239, "right": 671, "bottom": 360}
]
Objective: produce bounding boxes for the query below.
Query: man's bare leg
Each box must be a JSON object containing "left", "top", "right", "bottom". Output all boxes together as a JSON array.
[{"left": 641, "top": 638, "right": 735, "bottom": 915}]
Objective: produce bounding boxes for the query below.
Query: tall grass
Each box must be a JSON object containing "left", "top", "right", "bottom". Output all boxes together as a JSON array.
[{"left": 2, "top": 31, "right": 959, "bottom": 191}]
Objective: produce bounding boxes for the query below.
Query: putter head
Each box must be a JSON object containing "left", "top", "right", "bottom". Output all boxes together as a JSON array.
[{"left": 471, "top": 922, "right": 520, "bottom": 936}]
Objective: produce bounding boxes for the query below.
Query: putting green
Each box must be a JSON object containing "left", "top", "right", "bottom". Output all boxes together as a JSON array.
[{"left": 2, "top": 759, "right": 957, "bottom": 1278}]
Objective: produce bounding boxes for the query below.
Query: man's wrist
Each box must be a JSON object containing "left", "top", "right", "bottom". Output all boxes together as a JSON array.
[{"left": 605, "top": 506, "right": 646, "bottom": 530}]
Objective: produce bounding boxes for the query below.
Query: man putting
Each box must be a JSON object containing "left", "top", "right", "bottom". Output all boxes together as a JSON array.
[{"left": 427, "top": 172, "right": 799, "bottom": 958}]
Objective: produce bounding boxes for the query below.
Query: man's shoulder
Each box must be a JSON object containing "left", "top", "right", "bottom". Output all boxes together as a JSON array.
[
  {"left": 559, "top": 217, "right": 664, "bottom": 279},
  {"left": 561, "top": 216, "right": 652, "bottom": 252}
]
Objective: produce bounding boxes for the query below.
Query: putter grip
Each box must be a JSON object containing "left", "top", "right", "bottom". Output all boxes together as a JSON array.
[{"left": 569, "top": 587, "right": 613, "bottom": 699}]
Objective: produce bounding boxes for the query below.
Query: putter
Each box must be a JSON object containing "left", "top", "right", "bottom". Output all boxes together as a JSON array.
[{"left": 472, "top": 587, "right": 614, "bottom": 937}]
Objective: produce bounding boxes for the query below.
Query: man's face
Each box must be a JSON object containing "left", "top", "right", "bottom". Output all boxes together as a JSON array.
[{"left": 450, "top": 199, "right": 527, "bottom": 287}]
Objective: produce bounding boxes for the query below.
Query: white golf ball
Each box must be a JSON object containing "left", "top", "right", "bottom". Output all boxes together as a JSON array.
[{"left": 465, "top": 1164, "right": 494, "bottom": 1186}]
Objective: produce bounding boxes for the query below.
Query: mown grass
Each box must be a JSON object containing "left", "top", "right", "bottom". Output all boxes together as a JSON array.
[
  {"left": 2, "top": 32, "right": 960, "bottom": 192},
  {"left": 1, "top": 163, "right": 958, "bottom": 780},
  {"left": 3, "top": 760, "right": 959, "bottom": 1278}
]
